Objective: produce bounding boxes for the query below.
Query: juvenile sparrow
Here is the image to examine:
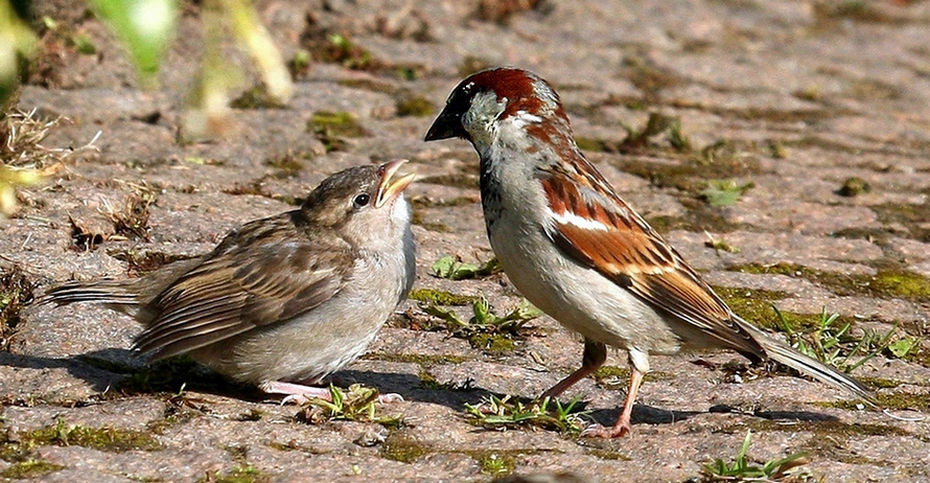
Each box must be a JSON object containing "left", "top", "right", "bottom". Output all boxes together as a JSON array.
[
  {"left": 41, "top": 161, "right": 416, "bottom": 402},
  {"left": 425, "top": 68, "right": 873, "bottom": 437}
]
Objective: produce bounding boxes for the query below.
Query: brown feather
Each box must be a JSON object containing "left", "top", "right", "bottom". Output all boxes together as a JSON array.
[
  {"left": 132, "top": 213, "right": 352, "bottom": 359},
  {"left": 541, "top": 168, "right": 765, "bottom": 356}
]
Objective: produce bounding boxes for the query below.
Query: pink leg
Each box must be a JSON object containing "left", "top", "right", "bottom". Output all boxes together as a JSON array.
[
  {"left": 541, "top": 339, "right": 607, "bottom": 399},
  {"left": 583, "top": 367, "right": 644, "bottom": 438}
]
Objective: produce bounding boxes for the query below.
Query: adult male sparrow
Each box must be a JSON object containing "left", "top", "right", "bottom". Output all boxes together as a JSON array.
[
  {"left": 425, "top": 68, "right": 873, "bottom": 437},
  {"left": 41, "top": 161, "right": 416, "bottom": 402}
]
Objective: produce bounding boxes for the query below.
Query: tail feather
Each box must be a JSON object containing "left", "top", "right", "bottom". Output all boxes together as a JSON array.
[
  {"left": 38, "top": 280, "right": 139, "bottom": 307},
  {"left": 739, "top": 317, "right": 876, "bottom": 406}
]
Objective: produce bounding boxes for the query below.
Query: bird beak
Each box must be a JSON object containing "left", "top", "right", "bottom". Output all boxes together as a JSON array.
[
  {"left": 375, "top": 159, "right": 415, "bottom": 208},
  {"left": 424, "top": 106, "right": 466, "bottom": 141}
]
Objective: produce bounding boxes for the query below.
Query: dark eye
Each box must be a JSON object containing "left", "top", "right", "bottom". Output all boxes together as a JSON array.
[{"left": 353, "top": 193, "right": 370, "bottom": 207}]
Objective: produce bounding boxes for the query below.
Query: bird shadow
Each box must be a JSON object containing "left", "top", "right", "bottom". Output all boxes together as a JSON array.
[
  {"left": 585, "top": 402, "right": 838, "bottom": 430},
  {"left": 0, "top": 351, "right": 844, "bottom": 428},
  {"left": 0, "top": 348, "right": 492, "bottom": 411},
  {"left": 587, "top": 404, "right": 701, "bottom": 428},
  {"left": 0, "top": 348, "right": 277, "bottom": 403}
]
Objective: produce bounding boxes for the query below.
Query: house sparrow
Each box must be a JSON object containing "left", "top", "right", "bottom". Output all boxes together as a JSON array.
[
  {"left": 40, "top": 161, "right": 416, "bottom": 402},
  {"left": 425, "top": 68, "right": 874, "bottom": 437}
]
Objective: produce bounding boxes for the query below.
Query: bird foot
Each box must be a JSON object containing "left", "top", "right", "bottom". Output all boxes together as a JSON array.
[
  {"left": 260, "top": 381, "right": 403, "bottom": 405},
  {"left": 378, "top": 392, "right": 404, "bottom": 403},
  {"left": 281, "top": 391, "right": 403, "bottom": 405},
  {"left": 260, "top": 381, "right": 334, "bottom": 405},
  {"left": 581, "top": 423, "right": 631, "bottom": 438}
]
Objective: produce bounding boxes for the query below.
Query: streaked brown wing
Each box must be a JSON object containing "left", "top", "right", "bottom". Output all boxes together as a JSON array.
[
  {"left": 540, "top": 168, "right": 762, "bottom": 354},
  {"left": 134, "top": 214, "right": 351, "bottom": 359}
]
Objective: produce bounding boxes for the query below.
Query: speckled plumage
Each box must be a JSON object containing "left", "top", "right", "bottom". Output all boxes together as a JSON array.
[{"left": 41, "top": 162, "right": 416, "bottom": 400}]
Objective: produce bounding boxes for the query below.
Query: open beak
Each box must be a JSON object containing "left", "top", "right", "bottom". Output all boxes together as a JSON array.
[{"left": 375, "top": 159, "right": 415, "bottom": 208}]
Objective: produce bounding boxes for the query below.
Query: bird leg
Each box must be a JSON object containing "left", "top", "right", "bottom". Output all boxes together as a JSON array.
[
  {"left": 583, "top": 367, "right": 644, "bottom": 438},
  {"left": 541, "top": 338, "right": 607, "bottom": 399},
  {"left": 260, "top": 381, "right": 403, "bottom": 405}
]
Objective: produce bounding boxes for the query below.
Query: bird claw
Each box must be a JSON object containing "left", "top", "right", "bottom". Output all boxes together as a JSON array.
[
  {"left": 280, "top": 394, "right": 310, "bottom": 405},
  {"left": 378, "top": 392, "right": 404, "bottom": 404},
  {"left": 580, "top": 423, "right": 630, "bottom": 438}
]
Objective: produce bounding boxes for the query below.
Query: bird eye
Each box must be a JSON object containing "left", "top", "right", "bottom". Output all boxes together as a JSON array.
[{"left": 353, "top": 193, "right": 370, "bottom": 207}]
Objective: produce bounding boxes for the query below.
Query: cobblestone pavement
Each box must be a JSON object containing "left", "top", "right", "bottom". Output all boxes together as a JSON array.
[{"left": 1, "top": 1, "right": 929, "bottom": 481}]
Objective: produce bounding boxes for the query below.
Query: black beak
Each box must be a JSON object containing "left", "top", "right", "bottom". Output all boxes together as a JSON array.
[{"left": 424, "top": 106, "right": 467, "bottom": 141}]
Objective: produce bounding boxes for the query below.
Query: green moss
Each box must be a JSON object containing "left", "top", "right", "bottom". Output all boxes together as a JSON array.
[
  {"left": 728, "top": 263, "right": 930, "bottom": 303},
  {"left": 307, "top": 111, "right": 366, "bottom": 151},
  {"left": 307, "top": 111, "right": 366, "bottom": 137},
  {"left": 0, "top": 459, "right": 64, "bottom": 479},
  {"left": 837, "top": 177, "right": 871, "bottom": 197},
  {"left": 395, "top": 95, "right": 435, "bottom": 117},
  {"left": 711, "top": 286, "right": 799, "bottom": 330},
  {"left": 287, "top": 49, "right": 312, "bottom": 78},
  {"left": 475, "top": 451, "right": 516, "bottom": 477},
  {"left": 236, "top": 409, "right": 265, "bottom": 421},
  {"left": 870, "top": 270, "right": 930, "bottom": 300},
  {"left": 263, "top": 154, "right": 306, "bottom": 178},
  {"left": 361, "top": 353, "right": 467, "bottom": 367},
  {"left": 265, "top": 441, "right": 297, "bottom": 452},
  {"left": 311, "top": 32, "right": 379, "bottom": 70},
  {"left": 857, "top": 377, "right": 904, "bottom": 389},
  {"left": 198, "top": 465, "right": 269, "bottom": 483},
  {"left": 230, "top": 85, "right": 286, "bottom": 109},
  {"left": 722, "top": 417, "right": 908, "bottom": 438},
  {"left": 337, "top": 78, "right": 396, "bottom": 94},
  {"left": 417, "top": 369, "right": 441, "bottom": 389},
  {"left": 611, "top": 156, "right": 703, "bottom": 188},
  {"left": 585, "top": 448, "right": 632, "bottom": 461},
  {"left": 607, "top": 153, "right": 763, "bottom": 234},
  {"left": 391, "top": 64, "right": 428, "bottom": 81},
  {"left": 408, "top": 288, "right": 477, "bottom": 306},
  {"left": 0, "top": 441, "right": 30, "bottom": 463},
  {"left": 468, "top": 333, "right": 515, "bottom": 352},
  {"left": 144, "top": 417, "right": 176, "bottom": 436},
  {"left": 819, "top": 392, "right": 930, "bottom": 412},
  {"left": 380, "top": 433, "right": 430, "bottom": 463},
  {"left": 22, "top": 419, "right": 163, "bottom": 452},
  {"left": 592, "top": 365, "right": 675, "bottom": 384},
  {"left": 766, "top": 139, "right": 789, "bottom": 159}
]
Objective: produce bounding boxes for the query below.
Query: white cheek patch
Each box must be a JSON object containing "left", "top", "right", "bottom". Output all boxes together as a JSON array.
[
  {"left": 547, "top": 207, "right": 609, "bottom": 231},
  {"left": 512, "top": 110, "right": 543, "bottom": 128}
]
